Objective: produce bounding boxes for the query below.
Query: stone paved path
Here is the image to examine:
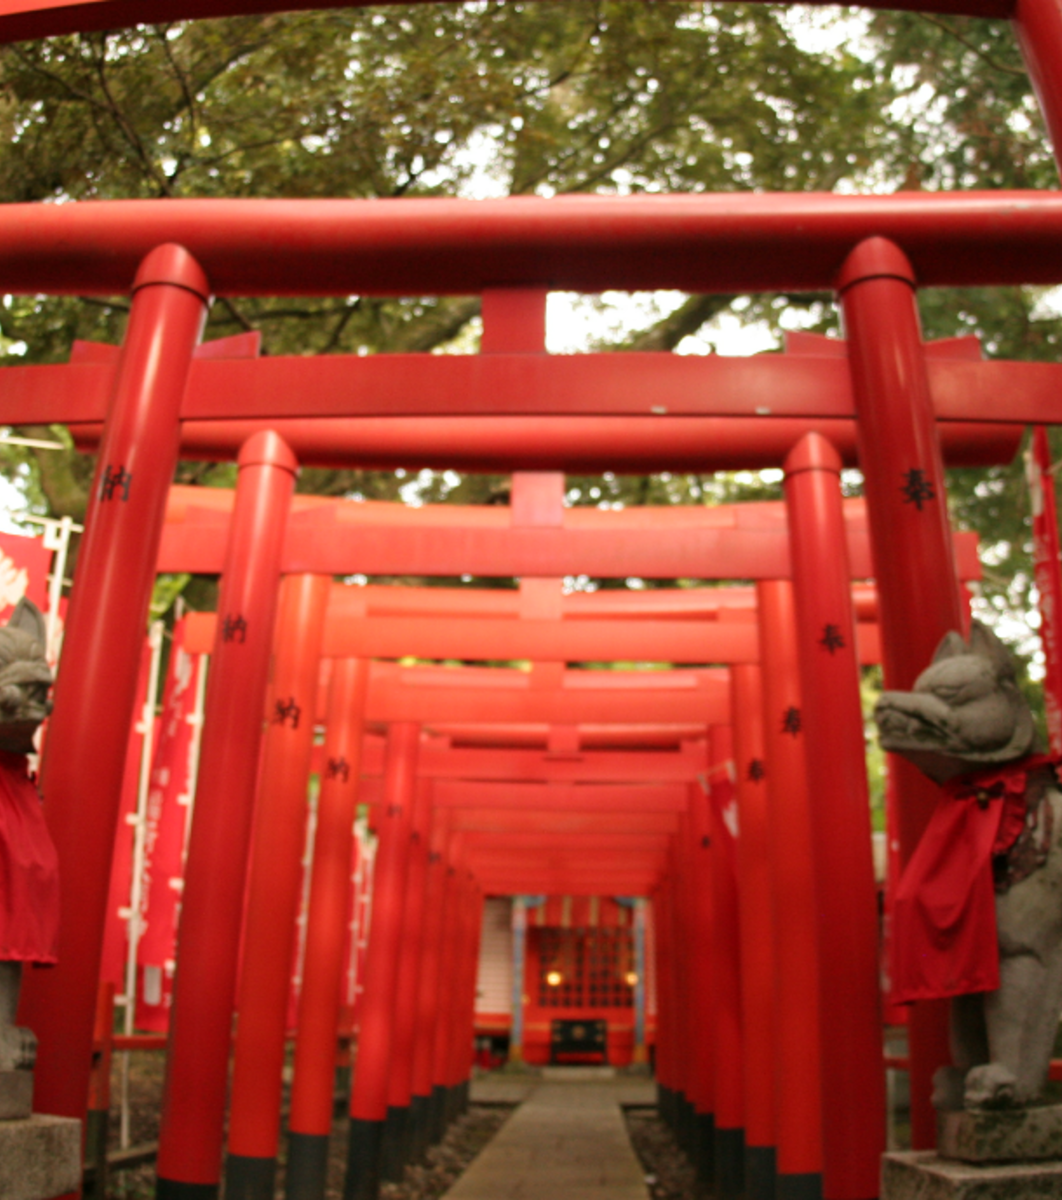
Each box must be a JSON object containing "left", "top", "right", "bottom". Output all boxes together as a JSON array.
[{"left": 444, "top": 1076, "right": 653, "bottom": 1200}]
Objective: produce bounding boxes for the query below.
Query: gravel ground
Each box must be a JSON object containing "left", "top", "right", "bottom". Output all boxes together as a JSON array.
[
  {"left": 623, "top": 1108, "right": 696, "bottom": 1200},
  {"left": 98, "top": 1054, "right": 512, "bottom": 1200}
]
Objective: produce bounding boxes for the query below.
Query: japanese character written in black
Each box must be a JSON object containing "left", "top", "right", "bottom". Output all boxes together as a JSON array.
[
  {"left": 782, "top": 706, "right": 802, "bottom": 736},
  {"left": 325, "top": 756, "right": 350, "bottom": 782},
  {"left": 900, "top": 468, "right": 936, "bottom": 511},
  {"left": 221, "top": 613, "right": 247, "bottom": 644},
  {"left": 100, "top": 464, "right": 132, "bottom": 502},
  {"left": 747, "top": 758, "right": 766, "bottom": 782},
  {"left": 819, "top": 624, "right": 846, "bottom": 654},
  {"left": 272, "top": 696, "right": 301, "bottom": 729}
]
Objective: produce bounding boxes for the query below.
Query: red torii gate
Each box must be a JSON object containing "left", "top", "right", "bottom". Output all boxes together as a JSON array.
[{"left": 4, "top": 1, "right": 1062, "bottom": 1197}]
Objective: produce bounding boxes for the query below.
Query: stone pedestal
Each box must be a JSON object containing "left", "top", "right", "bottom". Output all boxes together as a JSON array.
[
  {"left": 0, "top": 1069, "right": 33, "bottom": 1119},
  {"left": 938, "top": 1103, "right": 1062, "bottom": 1163},
  {"left": 882, "top": 1150, "right": 1062, "bottom": 1199},
  {"left": 0, "top": 1114, "right": 81, "bottom": 1200}
]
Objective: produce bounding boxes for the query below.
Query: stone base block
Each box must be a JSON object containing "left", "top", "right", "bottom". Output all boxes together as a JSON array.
[
  {"left": 882, "top": 1150, "right": 1062, "bottom": 1200},
  {"left": 0, "top": 1114, "right": 81, "bottom": 1200},
  {"left": 939, "top": 1103, "right": 1062, "bottom": 1163},
  {"left": 0, "top": 1070, "right": 33, "bottom": 1119}
]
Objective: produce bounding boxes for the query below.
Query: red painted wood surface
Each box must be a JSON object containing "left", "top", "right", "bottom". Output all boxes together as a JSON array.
[{"left": 0, "top": 193, "right": 1061, "bottom": 295}]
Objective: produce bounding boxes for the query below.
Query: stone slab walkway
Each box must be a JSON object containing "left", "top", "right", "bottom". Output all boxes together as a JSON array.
[{"left": 446, "top": 1077, "right": 652, "bottom": 1200}]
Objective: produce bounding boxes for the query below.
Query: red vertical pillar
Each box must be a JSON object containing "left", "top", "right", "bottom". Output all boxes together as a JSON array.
[
  {"left": 668, "top": 832, "right": 693, "bottom": 1148},
  {"left": 757, "top": 580, "right": 824, "bottom": 1200},
  {"left": 155, "top": 431, "right": 298, "bottom": 1197},
  {"left": 709, "top": 724, "right": 744, "bottom": 1200},
  {"left": 1014, "top": 0, "right": 1062, "bottom": 160},
  {"left": 428, "top": 851, "right": 461, "bottom": 1144},
  {"left": 380, "top": 778, "right": 432, "bottom": 1182},
  {"left": 784, "top": 433, "right": 885, "bottom": 1200},
  {"left": 676, "top": 816, "right": 700, "bottom": 1152},
  {"left": 653, "top": 876, "right": 677, "bottom": 1130},
  {"left": 686, "top": 770, "right": 716, "bottom": 1193},
  {"left": 225, "top": 572, "right": 332, "bottom": 1200},
  {"left": 410, "top": 806, "right": 450, "bottom": 1161},
  {"left": 838, "top": 238, "right": 963, "bottom": 1147},
  {"left": 345, "top": 722, "right": 419, "bottom": 1200},
  {"left": 20, "top": 246, "right": 208, "bottom": 1130},
  {"left": 287, "top": 657, "right": 370, "bottom": 1200},
  {"left": 730, "top": 665, "right": 777, "bottom": 1200},
  {"left": 450, "top": 874, "right": 484, "bottom": 1114}
]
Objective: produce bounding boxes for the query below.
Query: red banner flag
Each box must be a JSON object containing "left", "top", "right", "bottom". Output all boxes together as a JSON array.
[
  {"left": 1029, "top": 427, "right": 1062, "bottom": 755},
  {"left": 0, "top": 530, "right": 50, "bottom": 621},
  {"left": 136, "top": 620, "right": 203, "bottom": 1031},
  {"left": 99, "top": 640, "right": 152, "bottom": 988}
]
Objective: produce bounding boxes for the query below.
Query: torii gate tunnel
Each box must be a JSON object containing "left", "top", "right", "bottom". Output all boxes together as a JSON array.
[{"left": 5, "top": 1, "right": 1062, "bottom": 1199}]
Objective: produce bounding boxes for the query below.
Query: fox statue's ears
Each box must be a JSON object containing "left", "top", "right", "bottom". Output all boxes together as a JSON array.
[{"left": 932, "top": 620, "right": 1016, "bottom": 682}]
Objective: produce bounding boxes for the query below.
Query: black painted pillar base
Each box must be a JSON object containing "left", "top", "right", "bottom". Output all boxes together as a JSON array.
[
  {"left": 459, "top": 1078, "right": 470, "bottom": 1115},
  {"left": 680, "top": 1093, "right": 697, "bottom": 1156},
  {"left": 694, "top": 1112, "right": 715, "bottom": 1199},
  {"left": 746, "top": 1145, "right": 777, "bottom": 1200},
  {"left": 380, "top": 1105, "right": 409, "bottom": 1182},
  {"left": 409, "top": 1093, "right": 431, "bottom": 1162},
  {"left": 656, "top": 1083, "right": 673, "bottom": 1130},
  {"left": 344, "top": 1117, "right": 384, "bottom": 1200},
  {"left": 156, "top": 1182, "right": 219, "bottom": 1200},
  {"left": 224, "top": 1155, "right": 276, "bottom": 1200},
  {"left": 444, "top": 1084, "right": 459, "bottom": 1128},
  {"left": 83, "top": 1108, "right": 109, "bottom": 1200},
  {"left": 714, "top": 1125, "right": 745, "bottom": 1200},
  {"left": 777, "top": 1171, "right": 824, "bottom": 1200},
  {"left": 286, "top": 1132, "right": 330, "bottom": 1200},
  {"left": 428, "top": 1085, "right": 447, "bottom": 1145},
  {"left": 334, "top": 1065, "right": 352, "bottom": 1114}
]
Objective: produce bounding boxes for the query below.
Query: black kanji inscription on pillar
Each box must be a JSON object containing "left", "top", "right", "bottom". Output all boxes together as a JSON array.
[
  {"left": 747, "top": 758, "right": 766, "bottom": 782},
  {"left": 272, "top": 696, "right": 301, "bottom": 729},
  {"left": 781, "top": 707, "right": 802, "bottom": 736},
  {"left": 819, "top": 624, "right": 846, "bottom": 654},
  {"left": 221, "top": 613, "right": 248, "bottom": 643},
  {"left": 100, "top": 464, "right": 132, "bottom": 502},
  {"left": 900, "top": 468, "right": 936, "bottom": 511},
  {"left": 325, "top": 756, "right": 350, "bottom": 782}
]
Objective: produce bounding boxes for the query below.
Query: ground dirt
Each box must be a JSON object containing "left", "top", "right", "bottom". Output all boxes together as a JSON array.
[
  {"left": 99, "top": 1053, "right": 512, "bottom": 1200},
  {"left": 623, "top": 1108, "right": 696, "bottom": 1200}
]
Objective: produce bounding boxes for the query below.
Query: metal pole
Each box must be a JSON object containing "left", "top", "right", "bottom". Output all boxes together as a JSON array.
[
  {"left": 838, "top": 236, "right": 964, "bottom": 1149},
  {"left": 225, "top": 572, "right": 331, "bottom": 1200},
  {"left": 783, "top": 433, "right": 885, "bottom": 1200},
  {"left": 119, "top": 617, "right": 165, "bottom": 1148},
  {"left": 154, "top": 430, "right": 298, "bottom": 1198},
  {"left": 509, "top": 898, "right": 528, "bottom": 1065},
  {"left": 19, "top": 244, "right": 208, "bottom": 1129}
]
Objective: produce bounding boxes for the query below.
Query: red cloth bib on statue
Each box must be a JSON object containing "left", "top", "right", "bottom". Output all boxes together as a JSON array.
[
  {"left": 0, "top": 749, "right": 58, "bottom": 964},
  {"left": 888, "top": 756, "right": 1056, "bottom": 1005}
]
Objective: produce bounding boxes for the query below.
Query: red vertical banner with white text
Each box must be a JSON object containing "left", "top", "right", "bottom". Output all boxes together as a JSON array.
[
  {"left": 1029, "top": 426, "right": 1062, "bottom": 755},
  {"left": 0, "top": 530, "right": 50, "bottom": 620},
  {"left": 136, "top": 620, "right": 202, "bottom": 1030},
  {"left": 99, "top": 641, "right": 152, "bottom": 988}
]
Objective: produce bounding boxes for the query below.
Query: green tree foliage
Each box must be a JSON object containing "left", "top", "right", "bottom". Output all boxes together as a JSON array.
[{"left": 0, "top": 3, "right": 1054, "bottom": 649}]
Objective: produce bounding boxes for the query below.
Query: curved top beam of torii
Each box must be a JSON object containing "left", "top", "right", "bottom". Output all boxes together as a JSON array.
[
  {"left": 0, "top": 194, "right": 1061, "bottom": 295},
  {"left": 0, "top": 0, "right": 1012, "bottom": 46}
]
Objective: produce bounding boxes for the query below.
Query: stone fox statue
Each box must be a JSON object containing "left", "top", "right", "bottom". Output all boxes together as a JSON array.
[
  {"left": 875, "top": 620, "right": 1062, "bottom": 1112},
  {"left": 0, "top": 598, "right": 56, "bottom": 1076}
]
